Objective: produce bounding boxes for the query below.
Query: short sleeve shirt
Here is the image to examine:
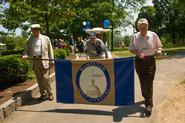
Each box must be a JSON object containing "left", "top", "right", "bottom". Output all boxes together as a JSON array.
[
  {"left": 84, "top": 38, "right": 106, "bottom": 57},
  {"left": 129, "top": 31, "right": 162, "bottom": 56}
]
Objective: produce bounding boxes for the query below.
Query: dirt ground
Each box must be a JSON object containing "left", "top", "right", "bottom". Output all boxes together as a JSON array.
[
  {"left": 154, "top": 83, "right": 185, "bottom": 123},
  {"left": 0, "top": 80, "right": 36, "bottom": 105}
]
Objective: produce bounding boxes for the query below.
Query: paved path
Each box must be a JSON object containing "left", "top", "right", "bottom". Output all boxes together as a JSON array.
[{"left": 3, "top": 54, "right": 185, "bottom": 123}]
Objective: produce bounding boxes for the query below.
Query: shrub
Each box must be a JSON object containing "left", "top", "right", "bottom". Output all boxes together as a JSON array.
[
  {"left": 2, "top": 35, "right": 27, "bottom": 50},
  {"left": 65, "top": 48, "right": 70, "bottom": 56},
  {"left": 1, "top": 49, "right": 24, "bottom": 56},
  {"left": 161, "top": 35, "right": 173, "bottom": 47},
  {"left": 0, "top": 55, "right": 30, "bottom": 89},
  {"left": 54, "top": 49, "right": 67, "bottom": 59}
]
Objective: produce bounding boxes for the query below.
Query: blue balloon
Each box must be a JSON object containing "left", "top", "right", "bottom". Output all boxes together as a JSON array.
[
  {"left": 86, "top": 21, "right": 91, "bottom": 28},
  {"left": 103, "top": 20, "right": 110, "bottom": 28}
]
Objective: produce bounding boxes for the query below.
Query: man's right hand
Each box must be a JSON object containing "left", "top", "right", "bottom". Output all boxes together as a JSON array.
[
  {"left": 22, "top": 55, "right": 28, "bottom": 59},
  {"left": 138, "top": 52, "right": 145, "bottom": 59}
]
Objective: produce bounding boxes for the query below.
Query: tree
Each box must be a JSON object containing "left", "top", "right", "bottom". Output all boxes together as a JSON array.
[
  {"left": 152, "top": 0, "right": 185, "bottom": 44},
  {"left": 0, "top": 0, "right": 80, "bottom": 37},
  {"left": 137, "top": 0, "right": 185, "bottom": 44},
  {"left": 1, "top": 0, "right": 146, "bottom": 49},
  {"left": 137, "top": 6, "right": 159, "bottom": 32}
]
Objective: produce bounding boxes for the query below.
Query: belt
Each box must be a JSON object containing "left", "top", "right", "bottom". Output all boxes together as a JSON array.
[
  {"left": 33, "top": 55, "right": 42, "bottom": 58},
  {"left": 136, "top": 55, "right": 155, "bottom": 59}
]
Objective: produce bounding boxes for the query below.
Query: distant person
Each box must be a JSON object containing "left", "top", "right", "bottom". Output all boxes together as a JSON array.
[
  {"left": 69, "top": 35, "right": 75, "bottom": 54},
  {"left": 129, "top": 18, "right": 162, "bottom": 116},
  {"left": 77, "top": 37, "right": 84, "bottom": 53},
  {"left": 119, "top": 41, "right": 124, "bottom": 49},
  {"left": 22, "top": 24, "right": 54, "bottom": 101},
  {"left": 84, "top": 33, "right": 108, "bottom": 59},
  {"left": 57, "top": 39, "right": 65, "bottom": 49}
]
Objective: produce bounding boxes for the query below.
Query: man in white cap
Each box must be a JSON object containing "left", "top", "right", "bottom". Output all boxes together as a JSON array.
[
  {"left": 23, "top": 24, "right": 54, "bottom": 101},
  {"left": 129, "top": 18, "right": 162, "bottom": 116}
]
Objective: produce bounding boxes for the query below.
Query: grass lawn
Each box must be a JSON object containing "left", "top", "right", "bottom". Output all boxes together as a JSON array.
[{"left": 111, "top": 45, "right": 185, "bottom": 58}]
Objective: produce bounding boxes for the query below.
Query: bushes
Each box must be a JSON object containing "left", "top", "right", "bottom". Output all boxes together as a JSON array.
[
  {"left": 0, "top": 49, "right": 24, "bottom": 56},
  {"left": 54, "top": 49, "right": 67, "bottom": 59},
  {"left": 1, "top": 35, "right": 27, "bottom": 50},
  {"left": 0, "top": 48, "right": 68, "bottom": 89},
  {"left": 161, "top": 35, "right": 173, "bottom": 47},
  {"left": 0, "top": 55, "right": 30, "bottom": 89}
]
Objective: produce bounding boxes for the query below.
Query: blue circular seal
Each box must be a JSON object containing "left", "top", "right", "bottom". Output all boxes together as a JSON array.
[{"left": 76, "top": 62, "right": 111, "bottom": 103}]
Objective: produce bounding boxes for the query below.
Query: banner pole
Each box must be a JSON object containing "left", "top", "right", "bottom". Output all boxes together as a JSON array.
[{"left": 26, "top": 57, "right": 56, "bottom": 61}]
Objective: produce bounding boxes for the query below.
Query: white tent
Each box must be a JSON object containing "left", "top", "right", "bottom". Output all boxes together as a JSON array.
[
  {"left": 0, "top": 43, "right": 7, "bottom": 50},
  {"left": 85, "top": 27, "right": 110, "bottom": 34}
]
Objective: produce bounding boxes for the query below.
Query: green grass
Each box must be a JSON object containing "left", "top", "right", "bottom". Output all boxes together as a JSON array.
[
  {"left": 111, "top": 46, "right": 185, "bottom": 58},
  {"left": 111, "top": 47, "right": 129, "bottom": 51},
  {"left": 163, "top": 47, "right": 185, "bottom": 55},
  {"left": 163, "top": 43, "right": 185, "bottom": 48},
  {"left": 27, "top": 70, "right": 35, "bottom": 80},
  {"left": 112, "top": 50, "right": 134, "bottom": 58}
]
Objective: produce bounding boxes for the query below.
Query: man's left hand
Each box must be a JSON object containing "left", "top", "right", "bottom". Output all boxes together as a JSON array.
[
  {"left": 49, "top": 63, "right": 55, "bottom": 68},
  {"left": 156, "top": 50, "right": 162, "bottom": 56}
]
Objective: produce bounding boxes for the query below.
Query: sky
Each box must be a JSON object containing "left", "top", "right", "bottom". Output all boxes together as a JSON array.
[{"left": 0, "top": 0, "right": 153, "bottom": 36}]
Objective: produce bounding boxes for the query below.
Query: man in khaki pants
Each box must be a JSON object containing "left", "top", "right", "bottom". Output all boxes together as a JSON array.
[{"left": 23, "top": 24, "right": 54, "bottom": 101}]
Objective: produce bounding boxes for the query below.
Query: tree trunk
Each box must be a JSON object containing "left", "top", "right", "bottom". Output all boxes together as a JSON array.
[{"left": 45, "top": 13, "right": 49, "bottom": 36}]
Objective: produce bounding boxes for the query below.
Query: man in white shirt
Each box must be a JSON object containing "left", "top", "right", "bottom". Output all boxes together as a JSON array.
[
  {"left": 129, "top": 18, "right": 162, "bottom": 116},
  {"left": 23, "top": 24, "right": 54, "bottom": 101}
]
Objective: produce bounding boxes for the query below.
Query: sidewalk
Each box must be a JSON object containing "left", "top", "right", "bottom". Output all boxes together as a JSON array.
[{"left": 1, "top": 54, "right": 185, "bottom": 123}]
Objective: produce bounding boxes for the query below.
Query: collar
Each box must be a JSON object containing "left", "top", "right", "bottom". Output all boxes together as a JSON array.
[
  {"left": 138, "top": 31, "right": 150, "bottom": 38},
  {"left": 33, "top": 34, "right": 42, "bottom": 38}
]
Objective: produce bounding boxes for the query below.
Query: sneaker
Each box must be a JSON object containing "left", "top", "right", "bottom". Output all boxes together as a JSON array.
[
  {"left": 146, "top": 105, "right": 152, "bottom": 116},
  {"left": 48, "top": 94, "right": 54, "bottom": 101}
]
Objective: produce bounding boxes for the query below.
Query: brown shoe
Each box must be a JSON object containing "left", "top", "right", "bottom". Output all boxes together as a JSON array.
[
  {"left": 146, "top": 105, "right": 152, "bottom": 117},
  {"left": 48, "top": 94, "right": 54, "bottom": 101},
  {"left": 38, "top": 94, "right": 48, "bottom": 101}
]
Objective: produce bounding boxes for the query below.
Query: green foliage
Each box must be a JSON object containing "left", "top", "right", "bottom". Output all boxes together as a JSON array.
[
  {"left": 1, "top": 35, "right": 27, "bottom": 50},
  {"left": 1, "top": 49, "right": 24, "bottom": 56},
  {"left": 27, "top": 68, "right": 35, "bottom": 80},
  {"left": 65, "top": 48, "right": 70, "bottom": 56},
  {"left": 14, "top": 36, "right": 27, "bottom": 50},
  {"left": 160, "top": 35, "right": 173, "bottom": 47},
  {"left": 54, "top": 49, "right": 67, "bottom": 59},
  {"left": 0, "top": 0, "right": 145, "bottom": 39},
  {"left": 0, "top": 55, "right": 30, "bottom": 89},
  {"left": 123, "top": 35, "right": 131, "bottom": 47},
  {"left": 2, "top": 36, "right": 16, "bottom": 50},
  {"left": 148, "top": 0, "right": 185, "bottom": 44},
  {"left": 137, "top": 6, "right": 159, "bottom": 31}
]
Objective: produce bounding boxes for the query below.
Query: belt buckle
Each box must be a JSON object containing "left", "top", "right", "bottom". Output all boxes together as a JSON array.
[{"left": 34, "top": 56, "right": 41, "bottom": 58}]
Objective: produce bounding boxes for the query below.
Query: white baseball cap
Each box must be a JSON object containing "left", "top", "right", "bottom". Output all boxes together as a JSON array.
[
  {"left": 137, "top": 18, "right": 148, "bottom": 26},
  {"left": 30, "top": 24, "right": 41, "bottom": 29}
]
